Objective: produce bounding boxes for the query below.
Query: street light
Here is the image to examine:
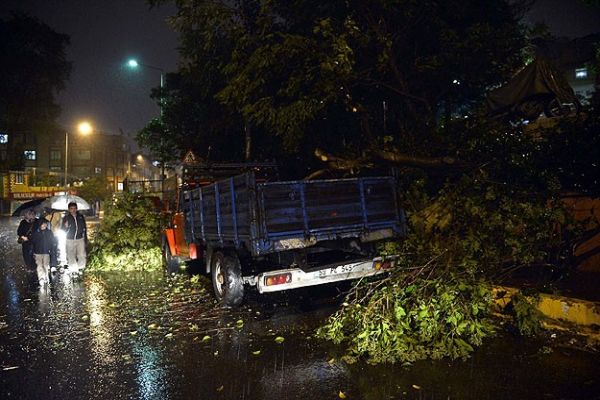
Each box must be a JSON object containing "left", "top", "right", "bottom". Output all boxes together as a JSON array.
[
  {"left": 126, "top": 58, "right": 167, "bottom": 185},
  {"left": 64, "top": 121, "right": 93, "bottom": 190},
  {"left": 126, "top": 58, "right": 164, "bottom": 103},
  {"left": 136, "top": 154, "right": 148, "bottom": 192}
]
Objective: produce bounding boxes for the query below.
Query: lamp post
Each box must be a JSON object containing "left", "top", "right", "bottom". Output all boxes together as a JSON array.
[
  {"left": 126, "top": 58, "right": 167, "bottom": 186},
  {"left": 136, "top": 154, "right": 147, "bottom": 192},
  {"left": 126, "top": 59, "right": 164, "bottom": 114},
  {"left": 64, "top": 121, "right": 93, "bottom": 190}
]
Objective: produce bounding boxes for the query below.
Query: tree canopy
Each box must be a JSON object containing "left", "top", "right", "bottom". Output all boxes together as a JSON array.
[
  {"left": 0, "top": 13, "right": 71, "bottom": 136},
  {"left": 147, "top": 0, "right": 531, "bottom": 176}
]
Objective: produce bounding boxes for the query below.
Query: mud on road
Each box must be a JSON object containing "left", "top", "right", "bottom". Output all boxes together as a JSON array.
[{"left": 1, "top": 217, "right": 599, "bottom": 400}]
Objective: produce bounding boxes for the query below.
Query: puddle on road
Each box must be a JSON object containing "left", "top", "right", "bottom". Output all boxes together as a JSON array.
[{"left": 1, "top": 217, "right": 600, "bottom": 399}]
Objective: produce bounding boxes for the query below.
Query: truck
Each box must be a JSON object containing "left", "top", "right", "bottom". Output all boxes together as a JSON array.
[{"left": 162, "top": 171, "right": 406, "bottom": 306}]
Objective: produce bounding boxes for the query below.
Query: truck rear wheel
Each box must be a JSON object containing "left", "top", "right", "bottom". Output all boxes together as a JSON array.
[
  {"left": 163, "top": 240, "right": 182, "bottom": 274},
  {"left": 211, "top": 251, "right": 244, "bottom": 307}
]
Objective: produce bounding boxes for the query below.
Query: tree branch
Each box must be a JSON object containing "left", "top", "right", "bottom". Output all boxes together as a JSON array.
[
  {"left": 315, "top": 146, "right": 465, "bottom": 171},
  {"left": 304, "top": 169, "right": 329, "bottom": 180},
  {"left": 373, "top": 148, "right": 460, "bottom": 168}
]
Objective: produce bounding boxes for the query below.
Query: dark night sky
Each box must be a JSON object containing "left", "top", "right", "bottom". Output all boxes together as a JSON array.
[
  {"left": 1, "top": 0, "right": 599, "bottom": 140},
  {"left": 0, "top": 0, "right": 179, "bottom": 139}
]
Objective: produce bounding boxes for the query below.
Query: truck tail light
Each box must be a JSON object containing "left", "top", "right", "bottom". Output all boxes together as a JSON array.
[
  {"left": 374, "top": 260, "right": 394, "bottom": 270},
  {"left": 189, "top": 243, "right": 198, "bottom": 259},
  {"left": 265, "top": 273, "right": 292, "bottom": 286}
]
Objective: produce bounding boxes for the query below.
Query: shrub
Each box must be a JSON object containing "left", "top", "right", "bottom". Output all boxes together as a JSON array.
[
  {"left": 87, "top": 193, "right": 164, "bottom": 272},
  {"left": 318, "top": 173, "right": 577, "bottom": 363},
  {"left": 317, "top": 269, "right": 494, "bottom": 364},
  {"left": 508, "top": 292, "right": 543, "bottom": 336}
]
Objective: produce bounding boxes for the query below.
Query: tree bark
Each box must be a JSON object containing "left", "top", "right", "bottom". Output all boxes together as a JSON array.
[
  {"left": 244, "top": 123, "right": 252, "bottom": 161},
  {"left": 374, "top": 149, "right": 459, "bottom": 168},
  {"left": 314, "top": 147, "right": 462, "bottom": 172}
]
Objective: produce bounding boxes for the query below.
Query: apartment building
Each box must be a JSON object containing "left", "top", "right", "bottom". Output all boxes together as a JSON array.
[{"left": 0, "top": 128, "right": 131, "bottom": 214}]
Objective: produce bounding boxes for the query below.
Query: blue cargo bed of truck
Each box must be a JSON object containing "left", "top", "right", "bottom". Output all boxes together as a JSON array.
[{"left": 181, "top": 172, "right": 405, "bottom": 257}]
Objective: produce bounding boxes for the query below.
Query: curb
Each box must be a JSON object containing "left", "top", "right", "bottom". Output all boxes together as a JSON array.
[{"left": 493, "top": 286, "right": 600, "bottom": 331}]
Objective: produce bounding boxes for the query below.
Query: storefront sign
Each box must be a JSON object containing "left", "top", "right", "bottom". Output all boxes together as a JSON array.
[{"left": 11, "top": 191, "right": 58, "bottom": 199}]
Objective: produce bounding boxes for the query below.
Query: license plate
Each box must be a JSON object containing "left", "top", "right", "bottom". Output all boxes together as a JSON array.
[{"left": 314, "top": 264, "right": 354, "bottom": 278}]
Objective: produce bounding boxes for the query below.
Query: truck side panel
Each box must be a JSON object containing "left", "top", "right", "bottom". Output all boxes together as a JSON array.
[
  {"left": 259, "top": 177, "right": 402, "bottom": 239},
  {"left": 183, "top": 174, "right": 255, "bottom": 248},
  {"left": 182, "top": 173, "right": 405, "bottom": 257}
]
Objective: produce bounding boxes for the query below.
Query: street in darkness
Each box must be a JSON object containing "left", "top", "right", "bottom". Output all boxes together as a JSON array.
[{"left": 1, "top": 217, "right": 599, "bottom": 400}]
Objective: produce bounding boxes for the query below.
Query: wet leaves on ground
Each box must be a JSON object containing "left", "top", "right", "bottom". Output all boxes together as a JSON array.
[{"left": 274, "top": 336, "right": 285, "bottom": 344}]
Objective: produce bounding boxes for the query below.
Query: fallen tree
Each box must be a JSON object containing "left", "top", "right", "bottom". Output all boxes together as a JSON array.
[{"left": 87, "top": 194, "right": 164, "bottom": 272}]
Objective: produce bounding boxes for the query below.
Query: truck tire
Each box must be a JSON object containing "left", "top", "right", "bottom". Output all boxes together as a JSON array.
[
  {"left": 211, "top": 251, "right": 244, "bottom": 307},
  {"left": 163, "top": 241, "right": 182, "bottom": 274}
]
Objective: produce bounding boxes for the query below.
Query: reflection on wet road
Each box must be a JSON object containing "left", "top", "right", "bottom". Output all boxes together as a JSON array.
[{"left": 1, "top": 217, "right": 599, "bottom": 399}]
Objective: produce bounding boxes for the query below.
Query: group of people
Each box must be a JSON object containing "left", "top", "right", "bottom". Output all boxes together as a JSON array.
[{"left": 17, "top": 202, "right": 88, "bottom": 286}]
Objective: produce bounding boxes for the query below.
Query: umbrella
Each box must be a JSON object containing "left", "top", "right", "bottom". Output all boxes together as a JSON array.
[
  {"left": 12, "top": 198, "right": 47, "bottom": 217},
  {"left": 41, "top": 194, "right": 91, "bottom": 211}
]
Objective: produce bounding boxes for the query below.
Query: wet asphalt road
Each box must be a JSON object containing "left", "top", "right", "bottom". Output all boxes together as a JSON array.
[{"left": 1, "top": 216, "right": 600, "bottom": 400}]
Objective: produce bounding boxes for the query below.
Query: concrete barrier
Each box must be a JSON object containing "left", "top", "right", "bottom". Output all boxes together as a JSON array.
[{"left": 494, "top": 286, "right": 600, "bottom": 329}]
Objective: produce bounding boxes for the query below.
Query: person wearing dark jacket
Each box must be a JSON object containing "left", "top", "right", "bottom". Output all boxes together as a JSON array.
[
  {"left": 31, "top": 220, "right": 56, "bottom": 285},
  {"left": 61, "top": 202, "right": 87, "bottom": 274},
  {"left": 17, "top": 210, "right": 39, "bottom": 270}
]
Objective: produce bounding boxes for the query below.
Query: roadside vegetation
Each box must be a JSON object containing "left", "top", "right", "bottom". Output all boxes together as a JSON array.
[
  {"left": 87, "top": 194, "right": 164, "bottom": 272},
  {"left": 316, "top": 171, "right": 578, "bottom": 363}
]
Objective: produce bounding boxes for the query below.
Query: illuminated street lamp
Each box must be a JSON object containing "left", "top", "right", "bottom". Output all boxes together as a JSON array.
[
  {"left": 126, "top": 58, "right": 164, "bottom": 102},
  {"left": 126, "top": 58, "right": 167, "bottom": 184},
  {"left": 135, "top": 154, "right": 149, "bottom": 191},
  {"left": 78, "top": 121, "right": 93, "bottom": 135},
  {"left": 64, "top": 121, "right": 93, "bottom": 189}
]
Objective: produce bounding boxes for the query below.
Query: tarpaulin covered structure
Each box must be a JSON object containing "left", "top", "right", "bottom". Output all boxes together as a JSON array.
[{"left": 486, "top": 57, "right": 580, "bottom": 120}]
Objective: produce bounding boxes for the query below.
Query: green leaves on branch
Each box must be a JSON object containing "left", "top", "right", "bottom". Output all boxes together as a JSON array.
[
  {"left": 77, "top": 176, "right": 112, "bottom": 202},
  {"left": 87, "top": 247, "right": 163, "bottom": 272},
  {"left": 320, "top": 171, "right": 579, "bottom": 364},
  {"left": 317, "top": 270, "right": 494, "bottom": 364},
  {"left": 507, "top": 292, "right": 543, "bottom": 336},
  {"left": 402, "top": 173, "right": 575, "bottom": 273},
  {"left": 87, "top": 193, "right": 165, "bottom": 271}
]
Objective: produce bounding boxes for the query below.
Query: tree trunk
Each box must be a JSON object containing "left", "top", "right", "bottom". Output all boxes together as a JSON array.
[{"left": 244, "top": 123, "right": 252, "bottom": 161}]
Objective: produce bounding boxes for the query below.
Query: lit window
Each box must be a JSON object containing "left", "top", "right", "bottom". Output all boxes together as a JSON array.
[
  {"left": 24, "top": 150, "right": 36, "bottom": 160},
  {"left": 15, "top": 172, "right": 24, "bottom": 184},
  {"left": 95, "top": 167, "right": 102, "bottom": 174},
  {"left": 0, "top": 133, "right": 8, "bottom": 144},
  {"left": 575, "top": 68, "right": 588, "bottom": 79},
  {"left": 50, "top": 150, "right": 61, "bottom": 160}
]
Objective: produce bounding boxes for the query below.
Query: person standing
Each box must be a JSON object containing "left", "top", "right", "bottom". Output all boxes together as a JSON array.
[
  {"left": 31, "top": 220, "right": 56, "bottom": 285},
  {"left": 17, "top": 210, "right": 38, "bottom": 271},
  {"left": 61, "top": 202, "right": 87, "bottom": 274}
]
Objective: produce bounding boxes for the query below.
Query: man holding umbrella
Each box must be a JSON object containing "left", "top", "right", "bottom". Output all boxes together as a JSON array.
[
  {"left": 17, "top": 209, "right": 39, "bottom": 271},
  {"left": 61, "top": 202, "right": 87, "bottom": 274}
]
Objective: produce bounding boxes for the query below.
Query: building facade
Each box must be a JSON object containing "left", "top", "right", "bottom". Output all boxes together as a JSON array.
[
  {"left": 0, "top": 128, "right": 132, "bottom": 214},
  {"left": 1, "top": 130, "right": 130, "bottom": 187}
]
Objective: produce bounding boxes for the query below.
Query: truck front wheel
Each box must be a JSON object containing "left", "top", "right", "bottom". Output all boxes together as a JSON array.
[
  {"left": 163, "top": 240, "right": 182, "bottom": 274},
  {"left": 211, "top": 252, "right": 244, "bottom": 307}
]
